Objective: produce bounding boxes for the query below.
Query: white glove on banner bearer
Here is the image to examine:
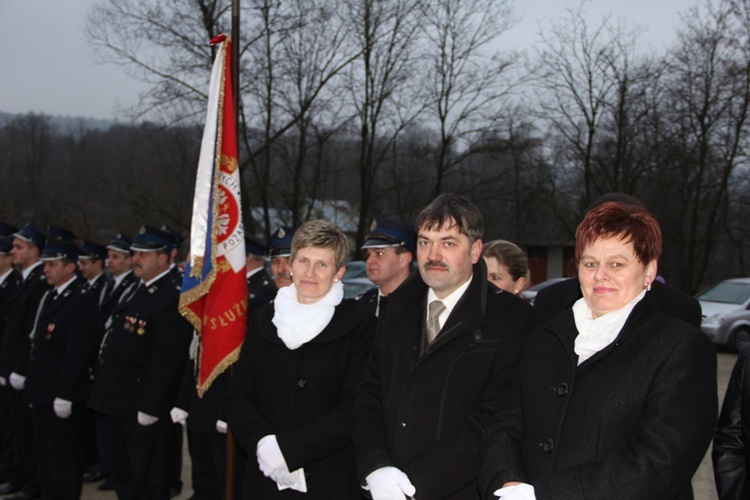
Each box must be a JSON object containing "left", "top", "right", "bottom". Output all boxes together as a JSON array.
[
  {"left": 365, "top": 466, "right": 416, "bottom": 500},
  {"left": 53, "top": 398, "right": 72, "bottom": 419},
  {"left": 170, "top": 407, "right": 188, "bottom": 425},
  {"left": 9, "top": 372, "right": 25, "bottom": 391},
  {"left": 137, "top": 411, "right": 159, "bottom": 426},
  {"left": 495, "top": 483, "right": 536, "bottom": 500}
]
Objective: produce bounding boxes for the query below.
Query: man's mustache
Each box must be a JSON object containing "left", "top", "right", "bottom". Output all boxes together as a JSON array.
[{"left": 423, "top": 261, "right": 448, "bottom": 270}]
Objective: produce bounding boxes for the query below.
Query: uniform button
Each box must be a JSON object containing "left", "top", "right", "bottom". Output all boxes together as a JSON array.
[
  {"left": 542, "top": 439, "right": 554, "bottom": 453},
  {"left": 556, "top": 383, "right": 569, "bottom": 396},
  {"left": 400, "top": 422, "right": 407, "bottom": 428},
  {"left": 296, "top": 379, "right": 307, "bottom": 389}
]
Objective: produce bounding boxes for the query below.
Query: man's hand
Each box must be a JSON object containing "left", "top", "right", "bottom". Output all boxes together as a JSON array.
[
  {"left": 170, "top": 407, "right": 188, "bottom": 425},
  {"left": 137, "top": 411, "right": 159, "bottom": 426},
  {"left": 365, "top": 466, "right": 416, "bottom": 500},
  {"left": 53, "top": 398, "right": 72, "bottom": 419}
]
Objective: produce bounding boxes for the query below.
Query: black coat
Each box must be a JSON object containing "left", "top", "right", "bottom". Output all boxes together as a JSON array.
[
  {"left": 224, "top": 298, "right": 376, "bottom": 499},
  {"left": 88, "top": 273, "right": 192, "bottom": 418},
  {"left": 98, "top": 270, "right": 138, "bottom": 325},
  {"left": 23, "top": 279, "right": 102, "bottom": 404},
  {"left": 0, "top": 269, "right": 22, "bottom": 338},
  {"left": 354, "top": 262, "right": 539, "bottom": 499},
  {"left": 479, "top": 292, "right": 717, "bottom": 500},
  {"left": 533, "top": 277, "right": 702, "bottom": 328},
  {"left": 0, "top": 263, "right": 50, "bottom": 377},
  {"left": 713, "top": 344, "right": 750, "bottom": 499},
  {"left": 248, "top": 268, "right": 277, "bottom": 303}
]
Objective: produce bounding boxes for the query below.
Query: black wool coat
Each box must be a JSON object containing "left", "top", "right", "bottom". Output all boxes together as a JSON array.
[
  {"left": 23, "top": 279, "right": 102, "bottom": 404},
  {"left": 88, "top": 273, "right": 193, "bottom": 418},
  {"left": 98, "top": 270, "right": 138, "bottom": 326},
  {"left": 354, "top": 261, "right": 540, "bottom": 499},
  {"left": 479, "top": 292, "right": 717, "bottom": 500},
  {"left": 223, "top": 298, "right": 376, "bottom": 499},
  {"left": 713, "top": 343, "right": 750, "bottom": 499}
]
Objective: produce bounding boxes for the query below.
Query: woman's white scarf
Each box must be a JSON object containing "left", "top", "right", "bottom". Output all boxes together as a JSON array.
[
  {"left": 572, "top": 289, "right": 646, "bottom": 365},
  {"left": 272, "top": 281, "right": 344, "bottom": 350}
]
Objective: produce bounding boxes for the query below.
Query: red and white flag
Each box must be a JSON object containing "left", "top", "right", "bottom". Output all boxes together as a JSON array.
[{"left": 179, "top": 34, "right": 247, "bottom": 397}]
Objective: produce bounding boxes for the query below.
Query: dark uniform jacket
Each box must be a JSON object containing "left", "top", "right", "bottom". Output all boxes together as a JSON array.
[
  {"left": 86, "top": 273, "right": 108, "bottom": 299},
  {"left": 23, "top": 279, "right": 101, "bottom": 404},
  {"left": 0, "top": 269, "right": 22, "bottom": 338},
  {"left": 224, "top": 298, "right": 376, "bottom": 499},
  {"left": 479, "top": 292, "right": 717, "bottom": 500},
  {"left": 88, "top": 273, "right": 192, "bottom": 418},
  {"left": 354, "top": 261, "right": 539, "bottom": 499},
  {"left": 98, "top": 271, "right": 138, "bottom": 325},
  {"left": 713, "top": 344, "right": 750, "bottom": 499},
  {"left": 0, "top": 263, "right": 50, "bottom": 377},
  {"left": 533, "top": 277, "right": 702, "bottom": 328},
  {"left": 248, "top": 268, "right": 277, "bottom": 303}
]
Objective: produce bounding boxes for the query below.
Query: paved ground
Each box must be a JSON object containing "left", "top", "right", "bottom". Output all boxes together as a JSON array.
[{"left": 81, "top": 351, "right": 738, "bottom": 500}]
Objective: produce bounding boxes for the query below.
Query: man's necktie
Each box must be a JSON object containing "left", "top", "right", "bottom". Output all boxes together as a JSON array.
[{"left": 426, "top": 300, "right": 446, "bottom": 344}]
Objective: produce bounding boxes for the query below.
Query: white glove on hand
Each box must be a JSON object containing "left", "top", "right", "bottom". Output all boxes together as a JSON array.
[
  {"left": 365, "top": 466, "right": 416, "bottom": 500},
  {"left": 216, "top": 420, "right": 228, "bottom": 434},
  {"left": 494, "top": 483, "right": 536, "bottom": 500},
  {"left": 9, "top": 372, "right": 25, "bottom": 391},
  {"left": 137, "top": 411, "right": 159, "bottom": 426},
  {"left": 257, "top": 435, "right": 295, "bottom": 486},
  {"left": 170, "top": 407, "right": 188, "bottom": 425},
  {"left": 53, "top": 398, "right": 72, "bottom": 419},
  {"left": 0, "top": 376, "right": 6, "bottom": 386}
]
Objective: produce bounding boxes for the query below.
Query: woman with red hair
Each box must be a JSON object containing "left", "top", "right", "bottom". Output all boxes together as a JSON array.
[{"left": 480, "top": 201, "right": 717, "bottom": 500}]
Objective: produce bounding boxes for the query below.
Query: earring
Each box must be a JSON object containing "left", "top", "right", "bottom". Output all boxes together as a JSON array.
[
  {"left": 333, "top": 278, "right": 339, "bottom": 282},
  {"left": 645, "top": 282, "right": 651, "bottom": 291}
]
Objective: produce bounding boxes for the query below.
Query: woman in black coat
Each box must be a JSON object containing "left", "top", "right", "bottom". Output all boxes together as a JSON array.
[
  {"left": 224, "top": 220, "right": 376, "bottom": 499},
  {"left": 479, "top": 201, "right": 717, "bottom": 500}
]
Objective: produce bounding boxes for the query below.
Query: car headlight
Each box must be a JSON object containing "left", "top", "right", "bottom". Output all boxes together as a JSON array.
[{"left": 702, "top": 313, "right": 727, "bottom": 326}]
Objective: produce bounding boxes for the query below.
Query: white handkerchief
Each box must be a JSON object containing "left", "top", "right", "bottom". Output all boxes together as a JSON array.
[{"left": 277, "top": 467, "right": 308, "bottom": 493}]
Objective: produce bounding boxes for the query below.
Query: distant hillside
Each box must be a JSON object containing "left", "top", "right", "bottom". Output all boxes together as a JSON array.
[{"left": 0, "top": 111, "right": 115, "bottom": 135}]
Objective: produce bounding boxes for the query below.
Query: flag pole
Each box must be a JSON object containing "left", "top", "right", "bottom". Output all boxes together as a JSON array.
[{"left": 226, "top": 4, "right": 240, "bottom": 500}]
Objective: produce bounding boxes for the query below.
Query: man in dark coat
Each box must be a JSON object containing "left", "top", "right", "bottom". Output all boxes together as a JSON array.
[
  {"left": 88, "top": 225, "right": 192, "bottom": 500},
  {"left": 245, "top": 233, "right": 277, "bottom": 304},
  {"left": 22, "top": 238, "right": 102, "bottom": 499},
  {"left": 713, "top": 343, "right": 750, "bottom": 499},
  {"left": 0, "top": 224, "right": 49, "bottom": 500},
  {"left": 0, "top": 231, "right": 21, "bottom": 485},
  {"left": 357, "top": 217, "right": 415, "bottom": 318},
  {"left": 534, "top": 276, "right": 702, "bottom": 327},
  {"left": 79, "top": 239, "right": 109, "bottom": 297},
  {"left": 353, "top": 194, "right": 539, "bottom": 499}
]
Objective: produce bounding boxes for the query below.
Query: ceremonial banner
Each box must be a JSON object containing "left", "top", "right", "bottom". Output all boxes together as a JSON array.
[{"left": 180, "top": 34, "right": 247, "bottom": 397}]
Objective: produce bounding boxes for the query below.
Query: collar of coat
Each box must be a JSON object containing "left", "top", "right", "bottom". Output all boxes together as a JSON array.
[
  {"left": 385, "top": 258, "right": 490, "bottom": 344},
  {"left": 543, "top": 290, "right": 660, "bottom": 367}
]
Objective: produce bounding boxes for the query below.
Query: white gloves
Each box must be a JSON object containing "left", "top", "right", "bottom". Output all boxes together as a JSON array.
[
  {"left": 170, "top": 407, "right": 188, "bottom": 425},
  {"left": 365, "top": 466, "right": 416, "bottom": 500},
  {"left": 0, "top": 376, "right": 6, "bottom": 386},
  {"left": 216, "top": 420, "right": 228, "bottom": 434},
  {"left": 9, "top": 372, "right": 25, "bottom": 391},
  {"left": 137, "top": 411, "right": 159, "bottom": 426},
  {"left": 495, "top": 483, "right": 536, "bottom": 500},
  {"left": 256, "top": 435, "right": 307, "bottom": 492},
  {"left": 53, "top": 398, "right": 72, "bottom": 419}
]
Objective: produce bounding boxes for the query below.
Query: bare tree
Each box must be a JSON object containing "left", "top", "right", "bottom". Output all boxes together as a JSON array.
[
  {"left": 418, "top": 0, "right": 521, "bottom": 197},
  {"left": 343, "top": 0, "right": 425, "bottom": 247}
]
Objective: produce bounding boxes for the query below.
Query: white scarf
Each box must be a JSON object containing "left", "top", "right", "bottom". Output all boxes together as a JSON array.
[
  {"left": 272, "top": 281, "right": 344, "bottom": 350},
  {"left": 572, "top": 289, "right": 646, "bottom": 365}
]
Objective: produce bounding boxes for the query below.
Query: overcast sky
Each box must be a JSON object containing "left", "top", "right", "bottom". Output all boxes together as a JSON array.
[{"left": 0, "top": 0, "right": 696, "bottom": 121}]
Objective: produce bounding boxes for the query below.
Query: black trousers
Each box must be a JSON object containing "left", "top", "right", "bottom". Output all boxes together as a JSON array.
[
  {"left": 5, "top": 386, "right": 39, "bottom": 495},
  {"left": 0, "top": 384, "right": 19, "bottom": 482},
  {"left": 188, "top": 429, "right": 246, "bottom": 500},
  {"left": 31, "top": 403, "right": 85, "bottom": 500},
  {"left": 108, "top": 414, "right": 173, "bottom": 500}
]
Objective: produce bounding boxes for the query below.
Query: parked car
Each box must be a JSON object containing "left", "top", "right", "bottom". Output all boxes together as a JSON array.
[
  {"left": 696, "top": 277, "right": 750, "bottom": 352},
  {"left": 343, "top": 260, "right": 367, "bottom": 280},
  {"left": 519, "top": 277, "right": 570, "bottom": 305},
  {"left": 343, "top": 276, "right": 376, "bottom": 299}
]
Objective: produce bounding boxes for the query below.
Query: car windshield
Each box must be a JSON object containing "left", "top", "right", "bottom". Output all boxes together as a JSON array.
[{"left": 697, "top": 281, "right": 750, "bottom": 305}]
